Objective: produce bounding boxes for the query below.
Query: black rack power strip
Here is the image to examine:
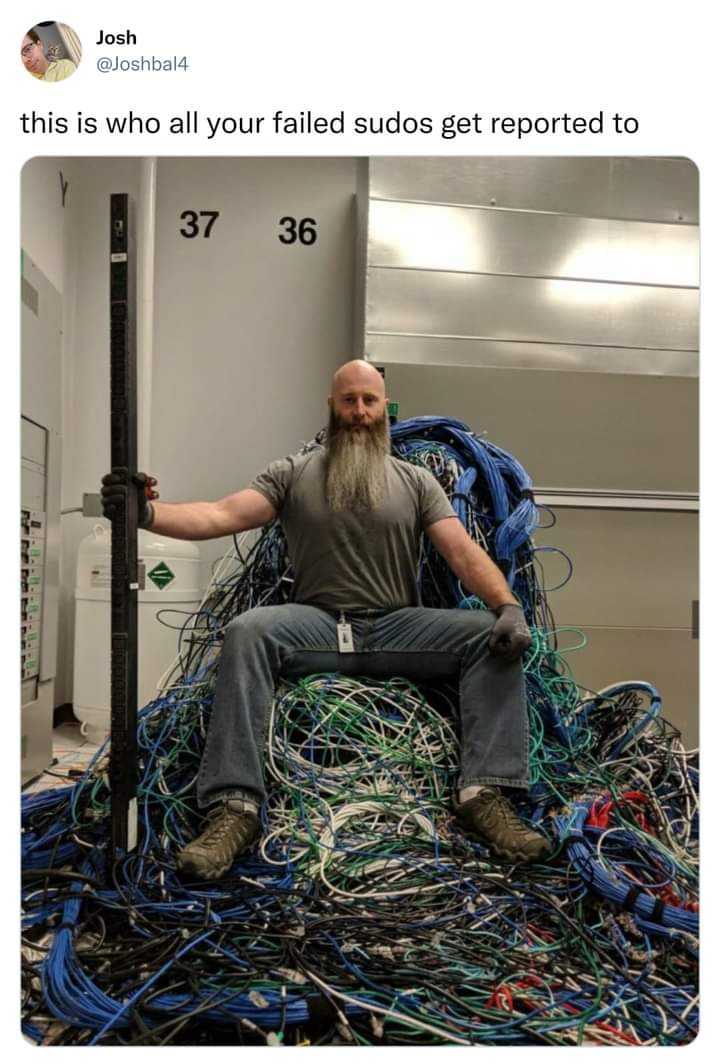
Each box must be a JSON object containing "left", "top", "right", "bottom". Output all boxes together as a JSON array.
[{"left": 109, "top": 192, "right": 139, "bottom": 857}]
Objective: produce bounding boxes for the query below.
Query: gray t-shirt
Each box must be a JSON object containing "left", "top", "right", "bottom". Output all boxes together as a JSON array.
[{"left": 250, "top": 447, "right": 457, "bottom": 612}]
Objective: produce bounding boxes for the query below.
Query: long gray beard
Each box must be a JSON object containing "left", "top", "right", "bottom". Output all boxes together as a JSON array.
[{"left": 325, "top": 409, "right": 390, "bottom": 513}]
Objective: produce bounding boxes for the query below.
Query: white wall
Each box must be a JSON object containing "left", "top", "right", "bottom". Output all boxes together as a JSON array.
[
  {"left": 45, "top": 156, "right": 359, "bottom": 705},
  {"left": 20, "top": 157, "right": 74, "bottom": 295},
  {"left": 151, "top": 156, "right": 359, "bottom": 584}
]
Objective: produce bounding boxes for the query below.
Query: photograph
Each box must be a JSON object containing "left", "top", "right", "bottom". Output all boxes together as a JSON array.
[
  {"left": 20, "top": 21, "right": 81, "bottom": 82},
  {"left": 20, "top": 154, "right": 699, "bottom": 1045}
]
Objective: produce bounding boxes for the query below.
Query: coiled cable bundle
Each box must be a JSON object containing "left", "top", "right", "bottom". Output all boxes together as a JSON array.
[{"left": 21, "top": 417, "right": 698, "bottom": 1045}]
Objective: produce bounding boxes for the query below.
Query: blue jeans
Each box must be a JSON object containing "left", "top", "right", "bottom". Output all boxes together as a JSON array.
[{"left": 196, "top": 604, "right": 529, "bottom": 809}]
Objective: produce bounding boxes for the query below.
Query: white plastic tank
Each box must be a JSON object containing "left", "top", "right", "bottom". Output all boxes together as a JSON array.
[{"left": 73, "top": 525, "right": 202, "bottom": 743}]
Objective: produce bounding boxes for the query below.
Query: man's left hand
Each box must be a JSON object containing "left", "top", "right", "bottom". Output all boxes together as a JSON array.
[{"left": 488, "top": 604, "right": 532, "bottom": 660}]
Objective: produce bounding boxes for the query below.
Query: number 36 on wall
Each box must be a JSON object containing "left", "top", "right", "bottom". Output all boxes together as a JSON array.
[{"left": 278, "top": 217, "right": 318, "bottom": 245}]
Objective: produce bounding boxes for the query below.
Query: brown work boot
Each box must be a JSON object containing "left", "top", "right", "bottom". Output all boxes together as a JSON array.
[
  {"left": 455, "top": 789, "right": 551, "bottom": 863},
  {"left": 176, "top": 803, "right": 261, "bottom": 880}
]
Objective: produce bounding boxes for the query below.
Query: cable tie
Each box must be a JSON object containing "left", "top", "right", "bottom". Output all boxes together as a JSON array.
[
  {"left": 622, "top": 886, "right": 642, "bottom": 912},
  {"left": 306, "top": 993, "right": 342, "bottom": 1030},
  {"left": 519, "top": 489, "right": 535, "bottom": 502},
  {"left": 650, "top": 898, "right": 666, "bottom": 924}
]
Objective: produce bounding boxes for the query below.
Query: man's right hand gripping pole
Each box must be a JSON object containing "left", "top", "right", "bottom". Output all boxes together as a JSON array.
[{"left": 101, "top": 468, "right": 159, "bottom": 529}]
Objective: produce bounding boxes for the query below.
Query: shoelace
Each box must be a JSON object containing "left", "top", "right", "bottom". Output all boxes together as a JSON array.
[
  {"left": 202, "top": 809, "right": 247, "bottom": 844},
  {"left": 477, "top": 794, "right": 532, "bottom": 835}
]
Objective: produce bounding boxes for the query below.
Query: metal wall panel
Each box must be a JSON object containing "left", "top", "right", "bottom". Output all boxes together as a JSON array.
[
  {"left": 21, "top": 684, "right": 54, "bottom": 785},
  {"left": 367, "top": 269, "right": 698, "bottom": 352},
  {"left": 369, "top": 199, "right": 698, "bottom": 287},
  {"left": 534, "top": 491, "right": 697, "bottom": 513},
  {"left": 529, "top": 503, "right": 697, "bottom": 747},
  {"left": 21, "top": 419, "right": 46, "bottom": 466},
  {"left": 21, "top": 464, "right": 45, "bottom": 510},
  {"left": 382, "top": 363, "right": 698, "bottom": 494},
  {"left": 367, "top": 334, "right": 698, "bottom": 377},
  {"left": 370, "top": 157, "right": 698, "bottom": 224},
  {"left": 533, "top": 509, "right": 698, "bottom": 629},
  {"left": 21, "top": 254, "right": 63, "bottom": 435}
]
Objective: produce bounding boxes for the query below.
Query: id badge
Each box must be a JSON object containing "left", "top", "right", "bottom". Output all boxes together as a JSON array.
[{"left": 337, "top": 621, "right": 354, "bottom": 653}]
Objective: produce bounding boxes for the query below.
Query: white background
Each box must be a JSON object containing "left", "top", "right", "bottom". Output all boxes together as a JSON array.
[{"left": 3, "top": 1, "right": 715, "bottom": 1056}]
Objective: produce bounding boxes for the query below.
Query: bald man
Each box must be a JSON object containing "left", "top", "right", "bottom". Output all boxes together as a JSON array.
[{"left": 103, "top": 359, "right": 550, "bottom": 878}]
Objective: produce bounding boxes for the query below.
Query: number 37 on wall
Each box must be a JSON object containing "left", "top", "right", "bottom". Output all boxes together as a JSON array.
[{"left": 179, "top": 211, "right": 220, "bottom": 238}]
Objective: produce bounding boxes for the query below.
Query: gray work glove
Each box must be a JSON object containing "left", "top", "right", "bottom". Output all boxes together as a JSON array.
[
  {"left": 101, "top": 468, "right": 157, "bottom": 529},
  {"left": 488, "top": 603, "right": 531, "bottom": 661}
]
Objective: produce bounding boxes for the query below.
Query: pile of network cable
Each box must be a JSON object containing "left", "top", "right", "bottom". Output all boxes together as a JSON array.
[{"left": 22, "top": 417, "right": 698, "bottom": 1046}]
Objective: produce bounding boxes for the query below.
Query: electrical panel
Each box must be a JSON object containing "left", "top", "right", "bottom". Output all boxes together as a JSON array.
[
  {"left": 21, "top": 508, "right": 45, "bottom": 680},
  {"left": 21, "top": 253, "right": 62, "bottom": 784},
  {"left": 21, "top": 414, "right": 49, "bottom": 704}
]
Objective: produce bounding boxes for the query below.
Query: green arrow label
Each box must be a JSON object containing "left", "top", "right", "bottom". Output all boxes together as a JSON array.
[{"left": 148, "top": 561, "right": 175, "bottom": 589}]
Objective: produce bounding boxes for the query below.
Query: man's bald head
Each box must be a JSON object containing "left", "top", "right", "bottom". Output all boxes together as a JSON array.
[
  {"left": 328, "top": 359, "right": 388, "bottom": 431},
  {"left": 330, "top": 359, "right": 386, "bottom": 403}
]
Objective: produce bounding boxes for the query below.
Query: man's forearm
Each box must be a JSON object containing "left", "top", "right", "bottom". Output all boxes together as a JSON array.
[
  {"left": 456, "top": 545, "right": 518, "bottom": 611},
  {"left": 145, "top": 500, "right": 226, "bottom": 540}
]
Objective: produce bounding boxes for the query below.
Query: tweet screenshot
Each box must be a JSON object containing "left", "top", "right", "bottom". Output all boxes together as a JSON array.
[{"left": 7, "top": 1, "right": 715, "bottom": 1051}]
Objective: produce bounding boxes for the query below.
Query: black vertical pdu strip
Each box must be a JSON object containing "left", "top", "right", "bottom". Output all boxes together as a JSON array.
[{"left": 109, "top": 193, "right": 139, "bottom": 857}]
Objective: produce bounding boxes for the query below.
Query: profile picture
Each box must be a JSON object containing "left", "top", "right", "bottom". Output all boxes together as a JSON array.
[{"left": 21, "top": 22, "right": 81, "bottom": 82}]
